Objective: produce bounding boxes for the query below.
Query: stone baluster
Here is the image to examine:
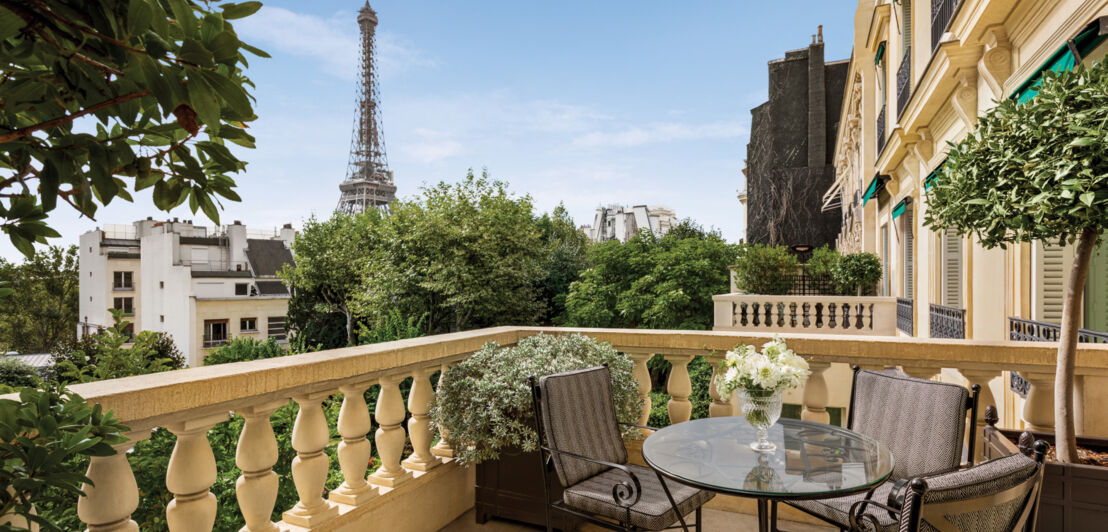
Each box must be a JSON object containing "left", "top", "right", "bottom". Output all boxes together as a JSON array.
[
  {"left": 369, "top": 374, "right": 413, "bottom": 488},
  {"left": 403, "top": 367, "right": 440, "bottom": 472},
  {"left": 665, "top": 355, "right": 693, "bottom": 424},
  {"left": 431, "top": 364, "right": 454, "bottom": 458},
  {"left": 708, "top": 357, "right": 732, "bottom": 418},
  {"left": 900, "top": 365, "right": 941, "bottom": 381},
  {"left": 329, "top": 383, "right": 377, "bottom": 506},
  {"left": 1020, "top": 372, "right": 1055, "bottom": 432},
  {"left": 959, "top": 369, "right": 999, "bottom": 462},
  {"left": 283, "top": 392, "right": 338, "bottom": 527},
  {"left": 801, "top": 361, "right": 832, "bottom": 425},
  {"left": 629, "top": 353, "right": 654, "bottom": 432},
  {"left": 235, "top": 401, "right": 286, "bottom": 532},
  {"left": 166, "top": 414, "right": 226, "bottom": 531},
  {"left": 78, "top": 430, "right": 148, "bottom": 532}
]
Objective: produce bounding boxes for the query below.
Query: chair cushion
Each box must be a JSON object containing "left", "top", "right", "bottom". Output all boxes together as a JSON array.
[
  {"left": 912, "top": 452, "right": 1040, "bottom": 531},
  {"left": 789, "top": 482, "right": 899, "bottom": 532},
  {"left": 539, "top": 366, "right": 628, "bottom": 487},
  {"left": 563, "top": 463, "right": 715, "bottom": 531},
  {"left": 850, "top": 370, "right": 969, "bottom": 480}
]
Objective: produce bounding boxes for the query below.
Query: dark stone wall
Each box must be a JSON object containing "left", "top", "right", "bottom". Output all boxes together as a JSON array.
[{"left": 745, "top": 40, "right": 846, "bottom": 250}]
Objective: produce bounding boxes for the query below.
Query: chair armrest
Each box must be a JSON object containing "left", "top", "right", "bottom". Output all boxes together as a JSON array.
[
  {"left": 619, "top": 422, "right": 661, "bottom": 432},
  {"left": 541, "top": 445, "right": 643, "bottom": 508},
  {"left": 848, "top": 498, "right": 903, "bottom": 531}
]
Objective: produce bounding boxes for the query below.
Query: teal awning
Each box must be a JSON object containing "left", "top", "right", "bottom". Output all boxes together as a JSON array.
[
  {"left": 892, "top": 198, "right": 911, "bottom": 219},
  {"left": 924, "top": 161, "right": 946, "bottom": 190},
  {"left": 1012, "top": 20, "right": 1107, "bottom": 103},
  {"left": 862, "top": 175, "right": 882, "bottom": 205},
  {"left": 875, "top": 42, "right": 886, "bottom": 65}
]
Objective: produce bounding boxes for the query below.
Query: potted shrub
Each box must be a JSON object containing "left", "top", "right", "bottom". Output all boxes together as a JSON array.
[
  {"left": 731, "top": 244, "right": 798, "bottom": 295},
  {"left": 832, "top": 252, "right": 882, "bottom": 296},
  {"left": 926, "top": 48, "right": 1108, "bottom": 530},
  {"left": 433, "top": 333, "right": 640, "bottom": 528}
]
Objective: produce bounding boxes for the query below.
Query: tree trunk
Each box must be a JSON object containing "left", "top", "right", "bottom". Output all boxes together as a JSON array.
[
  {"left": 1055, "top": 227, "right": 1099, "bottom": 463},
  {"left": 344, "top": 308, "right": 354, "bottom": 346}
]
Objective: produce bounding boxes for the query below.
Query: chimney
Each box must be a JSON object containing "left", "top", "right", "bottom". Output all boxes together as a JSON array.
[
  {"left": 227, "top": 219, "right": 247, "bottom": 268},
  {"left": 279, "top": 223, "right": 296, "bottom": 245}
]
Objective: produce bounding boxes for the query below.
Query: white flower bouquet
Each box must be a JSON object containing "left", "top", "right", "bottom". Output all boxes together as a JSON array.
[{"left": 716, "top": 337, "right": 811, "bottom": 452}]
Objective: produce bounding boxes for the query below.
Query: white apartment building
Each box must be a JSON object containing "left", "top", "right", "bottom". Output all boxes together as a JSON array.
[
  {"left": 79, "top": 218, "right": 296, "bottom": 367},
  {"left": 581, "top": 204, "right": 677, "bottom": 243}
]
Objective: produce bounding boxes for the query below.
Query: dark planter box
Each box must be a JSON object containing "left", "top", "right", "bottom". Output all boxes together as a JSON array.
[
  {"left": 983, "top": 407, "right": 1108, "bottom": 531},
  {"left": 474, "top": 447, "right": 577, "bottom": 530}
]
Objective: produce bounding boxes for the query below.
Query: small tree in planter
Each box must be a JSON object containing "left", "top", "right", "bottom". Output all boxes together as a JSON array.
[
  {"left": 731, "top": 244, "right": 799, "bottom": 295},
  {"left": 833, "top": 252, "right": 882, "bottom": 296},
  {"left": 924, "top": 59, "right": 1108, "bottom": 463},
  {"left": 432, "top": 333, "right": 640, "bottom": 526}
]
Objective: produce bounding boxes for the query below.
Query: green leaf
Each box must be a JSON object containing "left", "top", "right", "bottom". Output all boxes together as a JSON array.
[
  {"left": 239, "top": 41, "right": 271, "bottom": 58},
  {"left": 177, "top": 39, "right": 214, "bottom": 67},
  {"left": 187, "top": 75, "right": 220, "bottom": 131},
  {"left": 126, "top": 0, "right": 154, "bottom": 35},
  {"left": 1069, "top": 137, "right": 1096, "bottom": 147},
  {"left": 221, "top": 1, "right": 263, "bottom": 20},
  {"left": 0, "top": 5, "right": 27, "bottom": 41},
  {"left": 1080, "top": 192, "right": 1096, "bottom": 206},
  {"left": 195, "top": 191, "right": 220, "bottom": 224}
]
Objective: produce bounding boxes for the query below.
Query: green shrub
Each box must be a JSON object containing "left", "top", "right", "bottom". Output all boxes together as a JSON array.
[
  {"left": 132, "top": 331, "right": 186, "bottom": 370},
  {"left": 833, "top": 252, "right": 882, "bottom": 296},
  {"left": 731, "top": 244, "right": 798, "bottom": 295},
  {"left": 433, "top": 333, "right": 641, "bottom": 465},
  {"left": 806, "top": 246, "right": 841, "bottom": 279},
  {"left": 203, "top": 337, "right": 287, "bottom": 366},
  {"left": 0, "top": 357, "right": 40, "bottom": 389}
]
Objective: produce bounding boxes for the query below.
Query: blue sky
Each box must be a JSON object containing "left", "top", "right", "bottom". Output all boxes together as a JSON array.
[{"left": 2, "top": 1, "right": 855, "bottom": 260}]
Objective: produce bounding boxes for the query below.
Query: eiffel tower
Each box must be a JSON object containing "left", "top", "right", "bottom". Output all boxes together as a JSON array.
[{"left": 337, "top": 1, "right": 396, "bottom": 214}]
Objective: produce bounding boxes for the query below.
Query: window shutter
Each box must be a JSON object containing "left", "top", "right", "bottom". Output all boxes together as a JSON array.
[
  {"left": 1038, "top": 241, "right": 1065, "bottom": 323},
  {"left": 902, "top": 0, "right": 912, "bottom": 54},
  {"left": 1086, "top": 237, "right": 1108, "bottom": 332},
  {"left": 903, "top": 206, "right": 914, "bottom": 299},
  {"left": 882, "top": 225, "right": 891, "bottom": 296},
  {"left": 942, "top": 232, "right": 962, "bottom": 308}
]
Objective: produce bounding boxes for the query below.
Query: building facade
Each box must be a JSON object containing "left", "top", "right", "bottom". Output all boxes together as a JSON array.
[
  {"left": 79, "top": 218, "right": 296, "bottom": 367},
  {"left": 744, "top": 29, "right": 849, "bottom": 250},
  {"left": 823, "top": 0, "right": 1108, "bottom": 431},
  {"left": 581, "top": 204, "right": 677, "bottom": 243}
]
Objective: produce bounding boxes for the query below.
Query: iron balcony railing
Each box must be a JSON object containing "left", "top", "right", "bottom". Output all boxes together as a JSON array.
[
  {"left": 896, "top": 47, "right": 911, "bottom": 118},
  {"left": 931, "top": 0, "right": 957, "bottom": 52},
  {"left": 929, "top": 303, "right": 965, "bottom": 339},
  {"left": 877, "top": 105, "right": 887, "bottom": 155},
  {"left": 897, "top": 298, "right": 914, "bottom": 336},
  {"left": 1008, "top": 317, "right": 1108, "bottom": 396}
]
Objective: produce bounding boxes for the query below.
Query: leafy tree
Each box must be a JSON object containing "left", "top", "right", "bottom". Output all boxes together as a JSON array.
[
  {"left": 357, "top": 170, "right": 547, "bottom": 333},
  {"left": 730, "top": 243, "right": 798, "bottom": 295},
  {"left": 806, "top": 245, "right": 841, "bottom": 278},
  {"left": 832, "top": 252, "right": 881, "bottom": 296},
  {"left": 564, "top": 221, "right": 737, "bottom": 329},
  {"left": 0, "top": 246, "right": 78, "bottom": 354},
  {"left": 925, "top": 60, "right": 1108, "bottom": 462},
  {"left": 0, "top": 383, "right": 128, "bottom": 532},
  {"left": 535, "top": 204, "right": 590, "bottom": 324},
  {"left": 51, "top": 310, "right": 178, "bottom": 384},
  {"left": 280, "top": 211, "right": 382, "bottom": 345},
  {"left": 0, "top": 0, "right": 267, "bottom": 256},
  {"left": 202, "top": 336, "right": 285, "bottom": 365},
  {"left": 356, "top": 309, "right": 427, "bottom": 345}
]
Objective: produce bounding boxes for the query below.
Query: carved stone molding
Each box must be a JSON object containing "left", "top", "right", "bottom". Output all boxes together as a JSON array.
[
  {"left": 980, "top": 26, "right": 1012, "bottom": 99},
  {"left": 951, "top": 68, "right": 979, "bottom": 129}
]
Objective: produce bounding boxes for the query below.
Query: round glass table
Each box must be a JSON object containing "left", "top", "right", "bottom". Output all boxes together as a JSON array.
[{"left": 642, "top": 417, "right": 894, "bottom": 532}]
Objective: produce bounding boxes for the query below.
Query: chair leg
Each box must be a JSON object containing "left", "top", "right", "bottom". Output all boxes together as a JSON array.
[{"left": 695, "top": 506, "right": 702, "bottom": 532}]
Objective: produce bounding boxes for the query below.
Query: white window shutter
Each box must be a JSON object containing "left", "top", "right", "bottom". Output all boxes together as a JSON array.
[
  {"left": 942, "top": 232, "right": 962, "bottom": 308},
  {"left": 903, "top": 206, "right": 914, "bottom": 299},
  {"left": 1037, "top": 241, "right": 1065, "bottom": 323}
]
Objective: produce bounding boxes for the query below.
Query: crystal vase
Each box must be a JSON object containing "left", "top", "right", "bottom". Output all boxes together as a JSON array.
[{"left": 736, "top": 388, "right": 783, "bottom": 452}]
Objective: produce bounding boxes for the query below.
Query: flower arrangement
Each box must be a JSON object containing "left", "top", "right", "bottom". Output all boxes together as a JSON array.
[{"left": 716, "top": 337, "right": 811, "bottom": 452}]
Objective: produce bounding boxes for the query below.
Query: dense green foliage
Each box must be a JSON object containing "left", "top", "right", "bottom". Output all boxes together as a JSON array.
[
  {"left": 433, "top": 333, "right": 640, "bottom": 465},
  {"left": 806, "top": 245, "right": 841, "bottom": 279},
  {"left": 202, "top": 336, "right": 286, "bottom": 365},
  {"left": 536, "top": 205, "right": 590, "bottom": 325},
  {"left": 729, "top": 243, "right": 797, "bottom": 295},
  {"left": 832, "top": 252, "right": 881, "bottom": 296},
  {"left": 0, "top": 384, "right": 128, "bottom": 532},
  {"left": 564, "top": 222, "right": 737, "bottom": 329},
  {"left": 0, "top": 246, "right": 78, "bottom": 354},
  {"left": 0, "top": 0, "right": 267, "bottom": 256},
  {"left": 0, "top": 357, "right": 39, "bottom": 389},
  {"left": 51, "top": 312, "right": 181, "bottom": 384}
]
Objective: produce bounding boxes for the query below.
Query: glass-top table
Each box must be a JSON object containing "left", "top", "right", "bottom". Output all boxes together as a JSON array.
[{"left": 642, "top": 417, "right": 894, "bottom": 532}]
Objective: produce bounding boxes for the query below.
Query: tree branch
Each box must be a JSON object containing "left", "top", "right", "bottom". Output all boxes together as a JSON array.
[{"left": 0, "top": 89, "right": 150, "bottom": 144}]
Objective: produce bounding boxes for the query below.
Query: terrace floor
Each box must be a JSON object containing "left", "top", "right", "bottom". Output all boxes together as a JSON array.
[{"left": 441, "top": 508, "right": 835, "bottom": 531}]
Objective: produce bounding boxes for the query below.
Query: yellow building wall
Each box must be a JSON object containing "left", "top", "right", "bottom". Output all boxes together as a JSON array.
[
  {"left": 106, "top": 258, "right": 141, "bottom": 331},
  {"left": 190, "top": 298, "right": 289, "bottom": 367}
]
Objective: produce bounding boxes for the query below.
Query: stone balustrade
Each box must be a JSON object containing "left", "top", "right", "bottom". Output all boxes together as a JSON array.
[
  {"left": 713, "top": 294, "right": 899, "bottom": 335},
  {"left": 12, "top": 327, "right": 1108, "bottom": 531}
]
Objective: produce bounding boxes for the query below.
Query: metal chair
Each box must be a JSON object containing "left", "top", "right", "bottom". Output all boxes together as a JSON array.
[
  {"left": 529, "top": 365, "right": 713, "bottom": 531},
  {"left": 784, "top": 367, "right": 981, "bottom": 530},
  {"left": 847, "top": 440, "right": 1049, "bottom": 531}
]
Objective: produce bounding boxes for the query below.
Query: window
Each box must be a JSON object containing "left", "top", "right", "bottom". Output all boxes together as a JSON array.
[
  {"left": 204, "top": 320, "right": 229, "bottom": 348},
  {"left": 160, "top": 315, "right": 165, "bottom": 323},
  {"left": 241, "top": 318, "right": 257, "bottom": 332},
  {"left": 113, "top": 271, "right": 133, "bottom": 290},
  {"left": 160, "top": 281, "right": 165, "bottom": 289},
  {"left": 235, "top": 283, "right": 249, "bottom": 296},
  {"left": 268, "top": 316, "right": 287, "bottom": 341},
  {"left": 113, "top": 297, "right": 134, "bottom": 316}
]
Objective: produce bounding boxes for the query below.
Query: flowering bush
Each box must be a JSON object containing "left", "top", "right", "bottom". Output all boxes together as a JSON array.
[
  {"left": 716, "top": 337, "right": 811, "bottom": 396},
  {"left": 432, "top": 333, "right": 641, "bottom": 465}
]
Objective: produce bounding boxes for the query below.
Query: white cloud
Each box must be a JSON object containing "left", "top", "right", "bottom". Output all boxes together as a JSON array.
[
  {"left": 234, "top": 6, "right": 434, "bottom": 80},
  {"left": 572, "top": 120, "right": 748, "bottom": 148},
  {"left": 400, "top": 129, "right": 462, "bottom": 164}
]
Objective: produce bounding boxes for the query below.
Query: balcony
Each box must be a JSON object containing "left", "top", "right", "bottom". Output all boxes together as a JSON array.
[
  {"left": 876, "top": 104, "right": 887, "bottom": 155},
  {"left": 896, "top": 47, "right": 911, "bottom": 118},
  {"left": 24, "top": 326, "right": 1107, "bottom": 531},
  {"left": 931, "top": 0, "right": 957, "bottom": 52},
  {"left": 929, "top": 303, "right": 966, "bottom": 339},
  {"left": 713, "top": 293, "right": 897, "bottom": 335},
  {"left": 896, "top": 297, "right": 913, "bottom": 336}
]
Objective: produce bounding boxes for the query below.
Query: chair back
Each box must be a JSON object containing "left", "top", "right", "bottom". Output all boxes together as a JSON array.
[
  {"left": 533, "top": 366, "right": 628, "bottom": 487},
  {"left": 899, "top": 442, "right": 1048, "bottom": 532},
  {"left": 847, "top": 369, "right": 972, "bottom": 480}
]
